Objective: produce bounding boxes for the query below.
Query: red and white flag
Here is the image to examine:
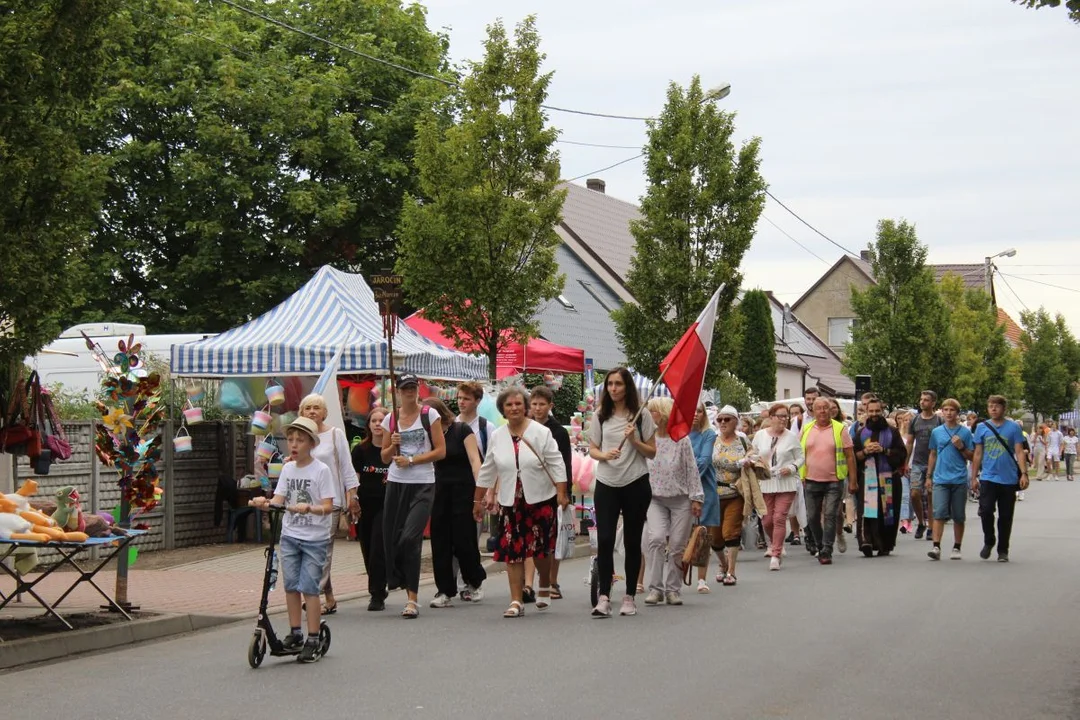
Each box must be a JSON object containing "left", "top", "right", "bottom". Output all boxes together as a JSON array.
[{"left": 661, "top": 287, "right": 722, "bottom": 442}]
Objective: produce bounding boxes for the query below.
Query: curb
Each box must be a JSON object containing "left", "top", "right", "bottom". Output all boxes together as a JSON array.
[{"left": 0, "top": 612, "right": 236, "bottom": 671}]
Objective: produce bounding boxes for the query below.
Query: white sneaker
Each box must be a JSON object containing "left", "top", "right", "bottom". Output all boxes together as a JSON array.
[
  {"left": 950, "top": 547, "right": 962, "bottom": 560},
  {"left": 619, "top": 595, "right": 638, "bottom": 616},
  {"left": 643, "top": 589, "right": 663, "bottom": 605},
  {"left": 696, "top": 579, "right": 710, "bottom": 594},
  {"left": 592, "top": 595, "right": 612, "bottom": 618},
  {"left": 665, "top": 591, "right": 683, "bottom": 606},
  {"left": 1017, "top": 491, "right": 1025, "bottom": 501},
  {"left": 429, "top": 593, "right": 453, "bottom": 608},
  {"left": 462, "top": 585, "right": 483, "bottom": 603},
  {"left": 769, "top": 556, "right": 781, "bottom": 571}
]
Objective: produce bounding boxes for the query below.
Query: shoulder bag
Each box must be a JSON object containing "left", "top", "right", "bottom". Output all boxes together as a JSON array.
[{"left": 980, "top": 420, "right": 1022, "bottom": 476}]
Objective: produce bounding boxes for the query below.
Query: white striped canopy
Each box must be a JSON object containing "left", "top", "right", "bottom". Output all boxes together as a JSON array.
[{"left": 170, "top": 266, "right": 489, "bottom": 380}]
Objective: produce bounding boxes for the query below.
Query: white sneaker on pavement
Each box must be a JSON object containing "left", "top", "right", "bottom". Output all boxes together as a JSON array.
[
  {"left": 592, "top": 595, "right": 612, "bottom": 618},
  {"left": 769, "top": 556, "right": 781, "bottom": 571},
  {"left": 643, "top": 589, "right": 663, "bottom": 605},
  {"left": 696, "top": 579, "right": 710, "bottom": 594},
  {"left": 950, "top": 547, "right": 962, "bottom": 560},
  {"left": 619, "top": 595, "right": 637, "bottom": 616},
  {"left": 429, "top": 593, "right": 453, "bottom": 608},
  {"left": 463, "top": 585, "right": 483, "bottom": 603}
]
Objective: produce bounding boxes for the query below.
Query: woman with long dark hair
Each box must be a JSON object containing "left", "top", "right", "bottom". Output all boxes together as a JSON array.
[
  {"left": 352, "top": 406, "right": 390, "bottom": 611},
  {"left": 588, "top": 368, "right": 656, "bottom": 618}
]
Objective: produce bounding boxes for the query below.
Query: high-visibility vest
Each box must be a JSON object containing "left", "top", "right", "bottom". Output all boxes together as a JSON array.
[{"left": 800, "top": 420, "right": 849, "bottom": 481}]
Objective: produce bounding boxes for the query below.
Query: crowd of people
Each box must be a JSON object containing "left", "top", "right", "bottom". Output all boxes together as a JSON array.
[{"left": 253, "top": 368, "right": 1062, "bottom": 659}]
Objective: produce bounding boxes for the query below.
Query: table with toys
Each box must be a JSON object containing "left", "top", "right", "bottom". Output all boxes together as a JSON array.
[{"left": 0, "top": 480, "right": 146, "bottom": 630}]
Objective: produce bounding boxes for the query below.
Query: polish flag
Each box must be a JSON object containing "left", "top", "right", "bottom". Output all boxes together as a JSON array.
[{"left": 661, "top": 287, "right": 722, "bottom": 443}]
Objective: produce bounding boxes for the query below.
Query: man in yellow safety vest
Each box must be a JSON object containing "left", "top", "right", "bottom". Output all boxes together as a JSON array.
[{"left": 800, "top": 397, "right": 858, "bottom": 564}]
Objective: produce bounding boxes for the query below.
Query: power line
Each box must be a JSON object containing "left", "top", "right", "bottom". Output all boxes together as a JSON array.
[
  {"left": 1006, "top": 272, "right": 1080, "bottom": 277},
  {"left": 998, "top": 272, "right": 1080, "bottom": 295},
  {"left": 994, "top": 271, "right": 1031, "bottom": 311},
  {"left": 566, "top": 153, "right": 643, "bottom": 182},
  {"left": 764, "top": 189, "right": 859, "bottom": 257},
  {"left": 557, "top": 139, "right": 642, "bottom": 150},
  {"left": 761, "top": 215, "right": 829, "bottom": 264},
  {"left": 212, "top": 0, "right": 653, "bottom": 122}
]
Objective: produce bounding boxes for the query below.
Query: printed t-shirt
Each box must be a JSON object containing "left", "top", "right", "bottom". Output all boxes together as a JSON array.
[
  {"left": 274, "top": 459, "right": 334, "bottom": 542},
  {"left": 973, "top": 419, "right": 1026, "bottom": 485},
  {"left": 908, "top": 414, "right": 944, "bottom": 467},
  {"left": 381, "top": 407, "right": 440, "bottom": 484}
]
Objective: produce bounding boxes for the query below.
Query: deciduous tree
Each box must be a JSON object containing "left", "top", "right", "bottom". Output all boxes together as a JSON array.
[
  {"left": 1020, "top": 308, "right": 1080, "bottom": 419},
  {"left": 612, "top": 75, "right": 766, "bottom": 388},
  {"left": 1012, "top": 0, "right": 1080, "bottom": 24},
  {"left": 396, "top": 17, "right": 565, "bottom": 381}
]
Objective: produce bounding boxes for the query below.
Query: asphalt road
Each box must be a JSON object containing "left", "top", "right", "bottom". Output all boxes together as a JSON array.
[{"left": 4, "top": 481, "right": 1080, "bottom": 720}]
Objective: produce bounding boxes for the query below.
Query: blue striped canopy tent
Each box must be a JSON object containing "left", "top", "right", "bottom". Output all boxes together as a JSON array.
[
  {"left": 170, "top": 266, "right": 489, "bottom": 380},
  {"left": 592, "top": 371, "right": 671, "bottom": 401}
]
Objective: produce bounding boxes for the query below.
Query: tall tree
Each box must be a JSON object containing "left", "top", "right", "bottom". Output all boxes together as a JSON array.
[
  {"left": 396, "top": 16, "right": 565, "bottom": 381},
  {"left": 76, "top": 0, "right": 448, "bottom": 332},
  {"left": 843, "top": 219, "right": 950, "bottom": 409},
  {"left": 1020, "top": 308, "right": 1080, "bottom": 419},
  {"left": 1013, "top": 0, "right": 1080, "bottom": 23},
  {"left": 612, "top": 75, "right": 766, "bottom": 388},
  {"left": 0, "top": 0, "right": 121, "bottom": 372},
  {"left": 735, "top": 290, "right": 777, "bottom": 400}
]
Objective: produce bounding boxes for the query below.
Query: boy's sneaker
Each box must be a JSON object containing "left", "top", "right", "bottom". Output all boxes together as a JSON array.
[
  {"left": 592, "top": 595, "right": 612, "bottom": 618},
  {"left": 429, "top": 593, "right": 454, "bottom": 608},
  {"left": 282, "top": 632, "right": 304, "bottom": 651},
  {"left": 619, "top": 596, "right": 638, "bottom": 616},
  {"left": 980, "top": 544, "right": 994, "bottom": 560},
  {"left": 950, "top": 547, "right": 962, "bottom": 560},
  {"left": 927, "top": 545, "right": 941, "bottom": 561},
  {"left": 298, "top": 638, "right": 320, "bottom": 664}
]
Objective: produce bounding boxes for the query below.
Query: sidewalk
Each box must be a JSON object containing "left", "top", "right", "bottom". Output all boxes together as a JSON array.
[{"left": 1, "top": 537, "right": 453, "bottom": 621}]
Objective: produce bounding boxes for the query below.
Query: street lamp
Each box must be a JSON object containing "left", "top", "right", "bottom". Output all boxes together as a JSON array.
[
  {"left": 984, "top": 248, "right": 1017, "bottom": 297},
  {"left": 703, "top": 83, "right": 732, "bottom": 103}
]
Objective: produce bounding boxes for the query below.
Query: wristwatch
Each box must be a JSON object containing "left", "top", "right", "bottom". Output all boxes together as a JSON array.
[{"left": 408, "top": 456, "right": 414, "bottom": 466}]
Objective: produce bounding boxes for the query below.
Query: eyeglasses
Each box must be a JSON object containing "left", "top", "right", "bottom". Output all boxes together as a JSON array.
[{"left": 775, "top": 415, "right": 789, "bottom": 420}]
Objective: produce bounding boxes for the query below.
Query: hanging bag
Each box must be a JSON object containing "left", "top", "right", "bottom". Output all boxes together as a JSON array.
[{"left": 0, "top": 377, "right": 34, "bottom": 455}]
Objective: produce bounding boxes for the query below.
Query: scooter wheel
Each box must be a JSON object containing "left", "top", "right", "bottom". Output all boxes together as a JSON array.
[
  {"left": 247, "top": 632, "right": 266, "bottom": 668},
  {"left": 318, "top": 622, "right": 331, "bottom": 657}
]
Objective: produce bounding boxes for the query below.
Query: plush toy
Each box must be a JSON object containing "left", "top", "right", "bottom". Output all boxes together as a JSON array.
[
  {"left": 0, "top": 496, "right": 88, "bottom": 542},
  {"left": 52, "top": 486, "right": 86, "bottom": 533},
  {"left": 4, "top": 478, "right": 39, "bottom": 514}
]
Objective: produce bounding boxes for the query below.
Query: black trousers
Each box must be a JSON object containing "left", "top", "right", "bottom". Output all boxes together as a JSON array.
[
  {"left": 430, "top": 481, "right": 486, "bottom": 597},
  {"left": 979, "top": 480, "right": 1017, "bottom": 553},
  {"left": 383, "top": 482, "right": 435, "bottom": 594},
  {"left": 594, "top": 474, "right": 652, "bottom": 599},
  {"left": 357, "top": 495, "right": 387, "bottom": 601}
]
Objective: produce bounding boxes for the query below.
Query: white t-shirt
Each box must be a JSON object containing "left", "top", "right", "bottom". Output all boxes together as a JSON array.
[
  {"left": 589, "top": 411, "right": 657, "bottom": 488},
  {"left": 311, "top": 427, "right": 359, "bottom": 509},
  {"left": 458, "top": 413, "right": 493, "bottom": 458},
  {"left": 1048, "top": 430, "right": 1063, "bottom": 453},
  {"left": 274, "top": 459, "right": 334, "bottom": 542},
  {"left": 381, "top": 407, "right": 440, "bottom": 484}
]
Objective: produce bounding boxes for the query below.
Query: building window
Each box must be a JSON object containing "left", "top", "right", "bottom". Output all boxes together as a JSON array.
[
  {"left": 783, "top": 388, "right": 791, "bottom": 399},
  {"left": 556, "top": 294, "right": 576, "bottom": 311},
  {"left": 828, "top": 317, "right": 856, "bottom": 347}
]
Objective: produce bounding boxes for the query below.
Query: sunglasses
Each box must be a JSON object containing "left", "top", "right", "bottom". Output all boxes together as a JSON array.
[{"left": 718, "top": 417, "right": 736, "bottom": 423}]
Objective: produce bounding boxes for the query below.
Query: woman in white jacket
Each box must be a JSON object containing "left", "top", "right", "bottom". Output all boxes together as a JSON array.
[
  {"left": 476, "top": 387, "right": 569, "bottom": 618},
  {"left": 751, "top": 403, "right": 805, "bottom": 571}
]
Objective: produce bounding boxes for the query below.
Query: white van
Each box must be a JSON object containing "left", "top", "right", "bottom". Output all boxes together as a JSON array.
[{"left": 28, "top": 323, "right": 216, "bottom": 396}]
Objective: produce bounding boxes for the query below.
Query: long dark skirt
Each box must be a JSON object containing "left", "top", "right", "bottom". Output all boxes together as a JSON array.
[{"left": 856, "top": 472, "right": 904, "bottom": 556}]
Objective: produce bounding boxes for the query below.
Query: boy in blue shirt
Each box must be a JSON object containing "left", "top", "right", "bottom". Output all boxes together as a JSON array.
[
  {"left": 926, "top": 398, "right": 975, "bottom": 560},
  {"left": 251, "top": 416, "right": 334, "bottom": 662},
  {"left": 970, "top": 395, "right": 1029, "bottom": 563}
]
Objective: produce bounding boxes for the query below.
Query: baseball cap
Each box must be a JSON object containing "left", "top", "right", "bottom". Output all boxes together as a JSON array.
[
  {"left": 396, "top": 373, "right": 419, "bottom": 389},
  {"left": 285, "top": 416, "right": 321, "bottom": 446}
]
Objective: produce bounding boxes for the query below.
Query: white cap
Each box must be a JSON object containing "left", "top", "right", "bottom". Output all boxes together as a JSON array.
[{"left": 715, "top": 404, "right": 739, "bottom": 420}]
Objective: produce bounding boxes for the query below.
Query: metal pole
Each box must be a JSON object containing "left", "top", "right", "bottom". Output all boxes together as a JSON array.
[{"left": 984, "top": 256, "right": 993, "bottom": 298}]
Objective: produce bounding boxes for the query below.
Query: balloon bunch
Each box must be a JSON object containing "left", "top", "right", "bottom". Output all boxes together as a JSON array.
[{"left": 85, "top": 333, "right": 166, "bottom": 521}]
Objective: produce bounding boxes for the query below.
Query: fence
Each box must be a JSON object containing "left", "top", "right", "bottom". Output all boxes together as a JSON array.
[{"left": 10, "top": 420, "right": 252, "bottom": 561}]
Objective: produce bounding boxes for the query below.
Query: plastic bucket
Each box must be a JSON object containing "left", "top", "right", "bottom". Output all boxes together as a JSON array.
[
  {"left": 182, "top": 407, "right": 203, "bottom": 425},
  {"left": 256, "top": 439, "right": 277, "bottom": 461},
  {"left": 173, "top": 428, "right": 193, "bottom": 454},
  {"left": 265, "top": 384, "right": 285, "bottom": 406},
  {"left": 251, "top": 410, "right": 272, "bottom": 433}
]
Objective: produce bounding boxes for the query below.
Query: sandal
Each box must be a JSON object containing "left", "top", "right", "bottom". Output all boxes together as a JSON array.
[
  {"left": 535, "top": 587, "right": 551, "bottom": 610},
  {"left": 401, "top": 600, "right": 419, "bottom": 619},
  {"left": 722, "top": 574, "right": 737, "bottom": 586},
  {"left": 321, "top": 602, "right": 337, "bottom": 615},
  {"left": 503, "top": 600, "right": 525, "bottom": 618},
  {"left": 549, "top": 583, "right": 563, "bottom": 600},
  {"left": 635, "top": 583, "right": 645, "bottom": 594}
]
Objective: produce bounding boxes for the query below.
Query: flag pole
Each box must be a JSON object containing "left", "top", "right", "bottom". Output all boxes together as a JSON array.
[{"left": 616, "top": 364, "right": 674, "bottom": 452}]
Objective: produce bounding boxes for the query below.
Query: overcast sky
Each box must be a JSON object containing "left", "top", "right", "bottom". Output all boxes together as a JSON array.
[{"left": 423, "top": 0, "right": 1080, "bottom": 335}]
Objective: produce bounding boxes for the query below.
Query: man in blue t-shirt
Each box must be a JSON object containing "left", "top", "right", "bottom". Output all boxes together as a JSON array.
[
  {"left": 971, "top": 394, "right": 1029, "bottom": 562},
  {"left": 926, "top": 399, "right": 975, "bottom": 561}
]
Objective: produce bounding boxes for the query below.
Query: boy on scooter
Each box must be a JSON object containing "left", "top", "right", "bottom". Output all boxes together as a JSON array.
[{"left": 251, "top": 416, "right": 334, "bottom": 663}]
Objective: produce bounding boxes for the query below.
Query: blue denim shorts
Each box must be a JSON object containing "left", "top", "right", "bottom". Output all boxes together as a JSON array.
[
  {"left": 932, "top": 483, "right": 967, "bottom": 523},
  {"left": 279, "top": 534, "right": 329, "bottom": 597}
]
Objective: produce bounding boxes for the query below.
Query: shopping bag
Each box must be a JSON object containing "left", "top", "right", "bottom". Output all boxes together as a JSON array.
[
  {"left": 681, "top": 525, "right": 711, "bottom": 585},
  {"left": 555, "top": 505, "right": 577, "bottom": 560}
]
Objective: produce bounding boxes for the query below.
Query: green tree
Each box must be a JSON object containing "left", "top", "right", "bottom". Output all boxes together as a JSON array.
[
  {"left": 735, "top": 290, "right": 776, "bottom": 400},
  {"left": 0, "top": 0, "right": 121, "bottom": 374},
  {"left": 75, "top": 0, "right": 448, "bottom": 333},
  {"left": 1019, "top": 308, "right": 1080, "bottom": 419},
  {"left": 843, "top": 219, "right": 949, "bottom": 408},
  {"left": 713, "top": 370, "right": 757, "bottom": 412},
  {"left": 612, "top": 75, "right": 766, "bottom": 388},
  {"left": 396, "top": 17, "right": 565, "bottom": 381},
  {"left": 1013, "top": 0, "right": 1080, "bottom": 23}
]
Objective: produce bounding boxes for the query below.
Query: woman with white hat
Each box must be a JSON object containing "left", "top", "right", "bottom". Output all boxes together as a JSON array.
[{"left": 711, "top": 404, "right": 750, "bottom": 586}]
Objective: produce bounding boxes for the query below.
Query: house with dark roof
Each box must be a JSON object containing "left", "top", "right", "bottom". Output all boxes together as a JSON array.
[
  {"left": 792, "top": 250, "right": 1020, "bottom": 356},
  {"left": 765, "top": 292, "right": 855, "bottom": 399}
]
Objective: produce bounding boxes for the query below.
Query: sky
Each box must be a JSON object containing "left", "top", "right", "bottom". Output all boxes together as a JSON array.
[{"left": 422, "top": 0, "right": 1080, "bottom": 335}]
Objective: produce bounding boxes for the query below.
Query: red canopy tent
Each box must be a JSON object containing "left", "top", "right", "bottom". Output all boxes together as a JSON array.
[{"left": 404, "top": 311, "right": 585, "bottom": 380}]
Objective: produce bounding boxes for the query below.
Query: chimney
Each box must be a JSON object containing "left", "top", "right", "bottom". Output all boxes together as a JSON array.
[
  {"left": 586, "top": 178, "right": 606, "bottom": 194},
  {"left": 860, "top": 249, "right": 871, "bottom": 262}
]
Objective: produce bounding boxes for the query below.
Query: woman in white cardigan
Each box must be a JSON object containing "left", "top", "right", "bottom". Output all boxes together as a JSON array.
[
  {"left": 750, "top": 403, "right": 805, "bottom": 571},
  {"left": 476, "top": 386, "right": 569, "bottom": 618}
]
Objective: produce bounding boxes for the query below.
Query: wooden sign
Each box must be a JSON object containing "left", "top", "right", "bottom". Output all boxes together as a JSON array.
[{"left": 370, "top": 271, "right": 403, "bottom": 316}]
